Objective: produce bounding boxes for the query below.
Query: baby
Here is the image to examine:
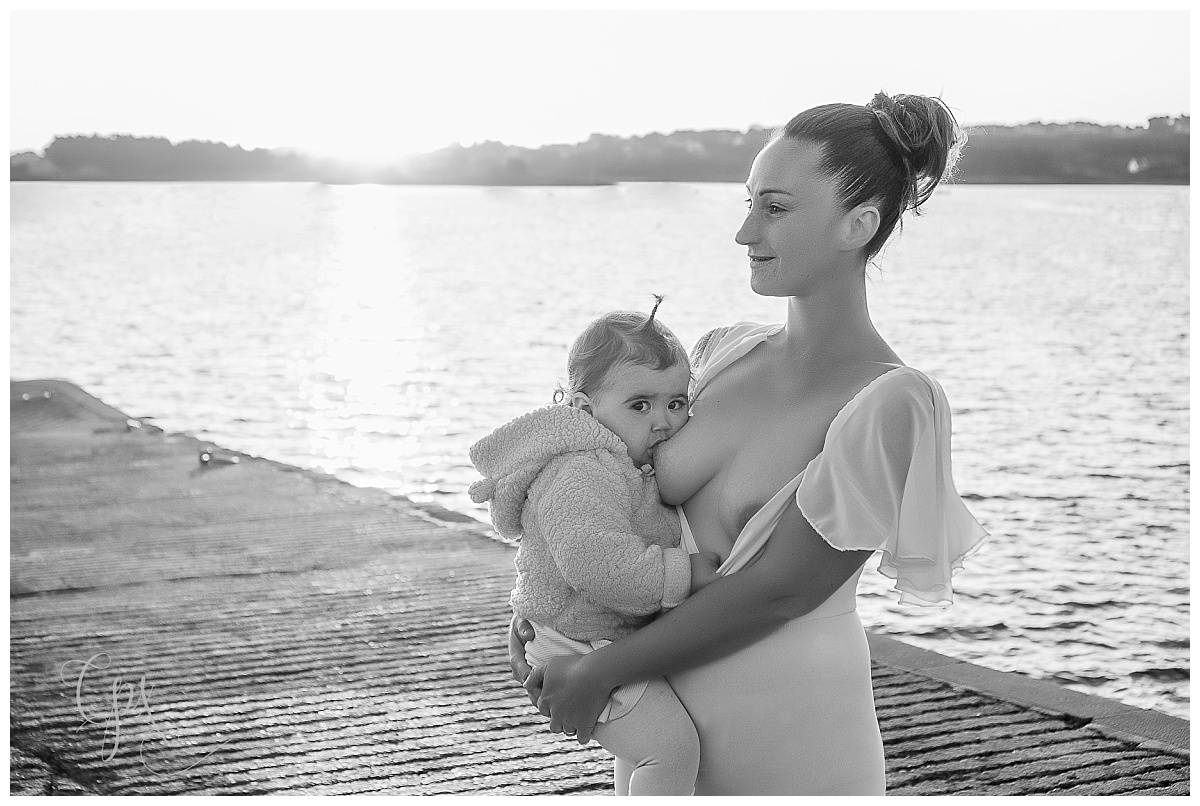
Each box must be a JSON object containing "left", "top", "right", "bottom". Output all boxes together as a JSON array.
[{"left": 468, "top": 297, "right": 720, "bottom": 795}]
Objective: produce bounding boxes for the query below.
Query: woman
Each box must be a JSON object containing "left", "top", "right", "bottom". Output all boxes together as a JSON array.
[{"left": 510, "top": 91, "right": 988, "bottom": 795}]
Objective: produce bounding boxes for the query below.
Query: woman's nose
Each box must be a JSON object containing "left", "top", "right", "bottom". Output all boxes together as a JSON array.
[{"left": 735, "top": 213, "right": 757, "bottom": 245}]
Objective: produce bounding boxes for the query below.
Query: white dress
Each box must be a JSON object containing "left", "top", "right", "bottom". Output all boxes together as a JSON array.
[{"left": 663, "top": 323, "right": 988, "bottom": 795}]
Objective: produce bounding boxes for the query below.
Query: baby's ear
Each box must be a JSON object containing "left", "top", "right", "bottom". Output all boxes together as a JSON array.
[{"left": 569, "top": 392, "right": 592, "bottom": 414}]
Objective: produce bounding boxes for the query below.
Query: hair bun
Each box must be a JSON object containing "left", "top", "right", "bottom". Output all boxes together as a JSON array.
[
  {"left": 867, "top": 91, "right": 966, "bottom": 211},
  {"left": 868, "top": 91, "right": 900, "bottom": 117}
]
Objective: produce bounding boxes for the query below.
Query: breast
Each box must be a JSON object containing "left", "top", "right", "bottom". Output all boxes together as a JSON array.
[
  {"left": 655, "top": 439, "right": 710, "bottom": 506},
  {"left": 733, "top": 497, "right": 770, "bottom": 536},
  {"left": 653, "top": 396, "right": 738, "bottom": 507},
  {"left": 699, "top": 408, "right": 835, "bottom": 548},
  {"left": 659, "top": 343, "right": 894, "bottom": 553}
]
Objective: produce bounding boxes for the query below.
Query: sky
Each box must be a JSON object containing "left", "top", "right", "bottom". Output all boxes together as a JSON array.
[{"left": 9, "top": 7, "right": 1192, "bottom": 164}]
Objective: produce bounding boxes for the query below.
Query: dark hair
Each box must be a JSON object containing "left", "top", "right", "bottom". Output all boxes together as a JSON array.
[
  {"left": 552, "top": 294, "right": 690, "bottom": 403},
  {"left": 776, "top": 91, "right": 965, "bottom": 260}
]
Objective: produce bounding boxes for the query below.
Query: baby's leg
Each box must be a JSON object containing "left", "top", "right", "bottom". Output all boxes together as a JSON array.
[{"left": 593, "top": 678, "right": 699, "bottom": 796}]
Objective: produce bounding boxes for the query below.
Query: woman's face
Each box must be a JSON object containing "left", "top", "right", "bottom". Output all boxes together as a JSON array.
[{"left": 736, "top": 137, "right": 847, "bottom": 297}]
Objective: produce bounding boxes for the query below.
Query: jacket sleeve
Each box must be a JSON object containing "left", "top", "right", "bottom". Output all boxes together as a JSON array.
[{"left": 535, "top": 455, "right": 692, "bottom": 615}]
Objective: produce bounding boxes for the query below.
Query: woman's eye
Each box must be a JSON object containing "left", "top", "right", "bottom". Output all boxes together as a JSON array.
[{"left": 746, "top": 198, "right": 786, "bottom": 214}]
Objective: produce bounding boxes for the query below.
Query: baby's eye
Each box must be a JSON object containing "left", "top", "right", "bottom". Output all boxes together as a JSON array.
[
  {"left": 667, "top": 399, "right": 688, "bottom": 411},
  {"left": 630, "top": 401, "right": 651, "bottom": 413}
]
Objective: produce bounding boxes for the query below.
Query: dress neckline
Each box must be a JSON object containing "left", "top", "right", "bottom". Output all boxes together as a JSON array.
[
  {"left": 684, "top": 324, "right": 926, "bottom": 575},
  {"left": 695, "top": 323, "right": 916, "bottom": 438}
]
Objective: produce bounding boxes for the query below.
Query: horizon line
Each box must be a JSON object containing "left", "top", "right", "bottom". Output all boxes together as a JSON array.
[{"left": 11, "top": 113, "right": 1191, "bottom": 161}]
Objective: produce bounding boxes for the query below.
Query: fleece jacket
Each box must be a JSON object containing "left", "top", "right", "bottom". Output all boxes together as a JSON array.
[{"left": 469, "top": 404, "right": 691, "bottom": 642}]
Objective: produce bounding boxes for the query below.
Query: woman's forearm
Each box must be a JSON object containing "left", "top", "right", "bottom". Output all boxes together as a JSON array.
[
  {"left": 584, "top": 565, "right": 792, "bottom": 689},
  {"left": 581, "top": 519, "right": 873, "bottom": 691}
]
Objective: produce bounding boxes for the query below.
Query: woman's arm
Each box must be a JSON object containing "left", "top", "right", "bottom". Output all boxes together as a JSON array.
[{"left": 528, "top": 501, "right": 874, "bottom": 743}]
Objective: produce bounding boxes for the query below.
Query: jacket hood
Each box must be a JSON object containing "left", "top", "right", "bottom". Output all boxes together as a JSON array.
[{"left": 469, "top": 405, "right": 626, "bottom": 538}]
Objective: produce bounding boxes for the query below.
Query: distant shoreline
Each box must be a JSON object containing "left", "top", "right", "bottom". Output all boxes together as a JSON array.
[{"left": 11, "top": 118, "right": 1190, "bottom": 185}]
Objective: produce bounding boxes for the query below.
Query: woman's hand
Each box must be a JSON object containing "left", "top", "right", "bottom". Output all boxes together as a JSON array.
[
  {"left": 535, "top": 653, "right": 613, "bottom": 746},
  {"left": 508, "top": 617, "right": 537, "bottom": 698}
]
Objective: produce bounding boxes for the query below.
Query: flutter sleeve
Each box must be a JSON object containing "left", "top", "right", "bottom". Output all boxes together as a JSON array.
[{"left": 794, "top": 370, "right": 989, "bottom": 607}]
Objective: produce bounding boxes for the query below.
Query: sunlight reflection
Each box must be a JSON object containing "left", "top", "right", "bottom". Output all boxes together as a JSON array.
[{"left": 299, "top": 187, "right": 428, "bottom": 469}]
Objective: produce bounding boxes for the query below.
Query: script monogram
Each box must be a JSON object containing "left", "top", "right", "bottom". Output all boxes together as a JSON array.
[{"left": 59, "top": 652, "right": 229, "bottom": 774}]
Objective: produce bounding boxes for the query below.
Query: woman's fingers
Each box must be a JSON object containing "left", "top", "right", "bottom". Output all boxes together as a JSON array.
[
  {"left": 530, "top": 654, "right": 607, "bottom": 746},
  {"left": 547, "top": 717, "right": 581, "bottom": 740},
  {"left": 571, "top": 719, "right": 590, "bottom": 748},
  {"left": 524, "top": 665, "right": 546, "bottom": 708},
  {"left": 508, "top": 617, "right": 535, "bottom": 684}
]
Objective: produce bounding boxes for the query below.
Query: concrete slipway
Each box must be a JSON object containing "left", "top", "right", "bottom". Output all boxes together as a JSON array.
[{"left": 9, "top": 380, "right": 1189, "bottom": 795}]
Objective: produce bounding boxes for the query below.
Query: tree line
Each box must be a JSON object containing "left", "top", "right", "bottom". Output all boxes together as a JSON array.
[{"left": 10, "top": 116, "right": 1189, "bottom": 185}]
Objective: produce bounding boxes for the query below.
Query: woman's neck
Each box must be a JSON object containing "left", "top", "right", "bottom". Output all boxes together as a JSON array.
[{"left": 780, "top": 275, "right": 885, "bottom": 366}]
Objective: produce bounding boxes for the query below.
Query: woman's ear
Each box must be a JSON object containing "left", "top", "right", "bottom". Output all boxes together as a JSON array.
[
  {"left": 839, "top": 203, "right": 880, "bottom": 252},
  {"left": 569, "top": 392, "right": 592, "bottom": 414}
]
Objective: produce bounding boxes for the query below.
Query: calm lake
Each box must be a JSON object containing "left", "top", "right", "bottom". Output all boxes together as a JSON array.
[{"left": 11, "top": 181, "right": 1189, "bottom": 718}]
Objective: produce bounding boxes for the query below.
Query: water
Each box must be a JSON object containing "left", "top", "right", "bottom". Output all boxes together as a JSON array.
[{"left": 11, "top": 181, "right": 1189, "bottom": 719}]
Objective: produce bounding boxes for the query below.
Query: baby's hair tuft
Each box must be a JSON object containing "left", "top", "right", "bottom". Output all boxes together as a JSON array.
[{"left": 557, "top": 294, "right": 689, "bottom": 401}]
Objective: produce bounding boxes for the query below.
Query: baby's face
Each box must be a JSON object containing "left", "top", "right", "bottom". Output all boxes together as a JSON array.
[{"left": 585, "top": 361, "right": 690, "bottom": 467}]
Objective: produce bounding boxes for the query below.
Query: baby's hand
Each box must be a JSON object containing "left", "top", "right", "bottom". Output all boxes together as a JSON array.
[{"left": 689, "top": 551, "right": 724, "bottom": 593}]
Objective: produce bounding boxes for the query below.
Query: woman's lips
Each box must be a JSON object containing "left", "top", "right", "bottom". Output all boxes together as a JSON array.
[{"left": 750, "top": 255, "right": 774, "bottom": 264}]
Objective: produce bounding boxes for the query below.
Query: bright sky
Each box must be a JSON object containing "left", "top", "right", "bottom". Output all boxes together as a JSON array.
[{"left": 9, "top": 7, "right": 1191, "bottom": 164}]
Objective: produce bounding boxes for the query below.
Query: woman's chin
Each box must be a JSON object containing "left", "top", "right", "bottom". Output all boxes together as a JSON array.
[{"left": 749, "top": 274, "right": 791, "bottom": 298}]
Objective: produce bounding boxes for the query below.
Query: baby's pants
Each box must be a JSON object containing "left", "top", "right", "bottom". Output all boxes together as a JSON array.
[{"left": 595, "top": 677, "right": 699, "bottom": 796}]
